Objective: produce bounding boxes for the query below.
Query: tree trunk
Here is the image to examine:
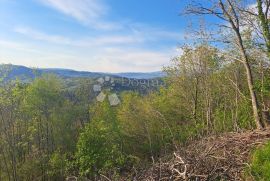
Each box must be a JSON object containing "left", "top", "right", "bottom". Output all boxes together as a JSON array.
[
  {"left": 241, "top": 50, "right": 265, "bottom": 129},
  {"left": 192, "top": 77, "right": 199, "bottom": 124},
  {"left": 219, "top": 0, "right": 265, "bottom": 129},
  {"left": 234, "top": 69, "right": 240, "bottom": 131}
]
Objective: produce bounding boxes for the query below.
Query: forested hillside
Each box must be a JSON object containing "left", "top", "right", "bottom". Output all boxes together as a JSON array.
[
  {"left": 0, "top": 64, "right": 165, "bottom": 81},
  {"left": 1, "top": 0, "right": 270, "bottom": 181}
]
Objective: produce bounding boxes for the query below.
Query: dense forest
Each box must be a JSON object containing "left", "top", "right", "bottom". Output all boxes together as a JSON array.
[{"left": 1, "top": 0, "right": 270, "bottom": 180}]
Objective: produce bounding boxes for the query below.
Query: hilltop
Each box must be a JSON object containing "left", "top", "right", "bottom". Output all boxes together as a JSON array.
[{"left": 0, "top": 64, "right": 166, "bottom": 82}]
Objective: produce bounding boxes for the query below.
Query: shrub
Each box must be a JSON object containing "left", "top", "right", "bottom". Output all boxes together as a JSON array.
[{"left": 249, "top": 141, "right": 270, "bottom": 181}]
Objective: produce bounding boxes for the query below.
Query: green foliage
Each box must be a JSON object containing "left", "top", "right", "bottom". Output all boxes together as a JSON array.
[
  {"left": 0, "top": 43, "right": 269, "bottom": 180},
  {"left": 24, "top": 74, "right": 63, "bottom": 114},
  {"left": 48, "top": 151, "right": 68, "bottom": 180},
  {"left": 0, "top": 75, "right": 84, "bottom": 180},
  {"left": 17, "top": 154, "right": 49, "bottom": 181},
  {"left": 249, "top": 141, "right": 270, "bottom": 180},
  {"left": 76, "top": 101, "right": 127, "bottom": 177}
]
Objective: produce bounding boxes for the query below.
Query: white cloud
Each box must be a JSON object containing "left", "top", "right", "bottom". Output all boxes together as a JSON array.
[
  {"left": 38, "top": 0, "right": 120, "bottom": 30},
  {"left": 14, "top": 26, "right": 184, "bottom": 47},
  {"left": 76, "top": 35, "right": 144, "bottom": 46},
  {"left": 0, "top": 38, "right": 179, "bottom": 72},
  {"left": 14, "top": 26, "right": 143, "bottom": 46},
  {"left": 83, "top": 47, "right": 178, "bottom": 72},
  {"left": 129, "top": 23, "right": 185, "bottom": 41},
  {"left": 2, "top": 1, "right": 184, "bottom": 72},
  {"left": 14, "top": 27, "right": 72, "bottom": 44},
  {"left": 9, "top": 26, "right": 183, "bottom": 72},
  {"left": 41, "top": 49, "right": 173, "bottom": 73},
  {"left": 0, "top": 39, "right": 41, "bottom": 53}
]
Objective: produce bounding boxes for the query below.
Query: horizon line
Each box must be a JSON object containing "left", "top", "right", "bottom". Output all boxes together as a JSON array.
[{"left": 0, "top": 63, "right": 165, "bottom": 74}]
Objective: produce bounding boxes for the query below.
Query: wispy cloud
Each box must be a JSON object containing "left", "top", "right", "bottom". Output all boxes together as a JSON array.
[
  {"left": 14, "top": 26, "right": 184, "bottom": 47},
  {"left": 1, "top": 0, "right": 184, "bottom": 72},
  {"left": 11, "top": 26, "right": 182, "bottom": 72},
  {"left": 82, "top": 47, "right": 177, "bottom": 72},
  {"left": 14, "top": 26, "right": 143, "bottom": 46},
  {"left": 129, "top": 23, "right": 185, "bottom": 41},
  {"left": 1, "top": 34, "right": 179, "bottom": 72},
  {"left": 14, "top": 27, "right": 72, "bottom": 44},
  {"left": 0, "top": 39, "right": 41, "bottom": 53},
  {"left": 38, "top": 0, "right": 120, "bottom": 30}
]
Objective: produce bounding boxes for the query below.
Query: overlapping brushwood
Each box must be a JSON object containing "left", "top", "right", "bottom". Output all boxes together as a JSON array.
[{"left": 137, "top": 130, "right": 270, "bottom": 181}]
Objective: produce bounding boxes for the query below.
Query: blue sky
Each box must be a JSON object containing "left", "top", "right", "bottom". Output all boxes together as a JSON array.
[{"left": 0, "top": 0, "right": 192, "bottom": 72}]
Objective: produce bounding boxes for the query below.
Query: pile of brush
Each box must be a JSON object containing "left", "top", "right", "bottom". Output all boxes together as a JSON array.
[{"left": 136, "top": 130, "right": 270, "bottom": 181}]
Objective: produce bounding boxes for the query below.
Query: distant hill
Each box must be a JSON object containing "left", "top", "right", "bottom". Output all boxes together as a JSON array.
[
  {"left": 111, "top": 72, "right": 166, "bottom": 79},
  {"left": 0, "top": 64, "right": 166, "bottom": 81}
]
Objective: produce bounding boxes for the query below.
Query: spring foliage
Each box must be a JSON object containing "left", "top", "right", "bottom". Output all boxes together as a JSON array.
[{"left": 0, "top": 42, "right": 269, "bottom": 180}]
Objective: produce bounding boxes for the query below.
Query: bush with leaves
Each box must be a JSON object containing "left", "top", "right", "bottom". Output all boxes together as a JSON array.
[{"left": 76, "top": 101, "right": 127, "bottom": 178}]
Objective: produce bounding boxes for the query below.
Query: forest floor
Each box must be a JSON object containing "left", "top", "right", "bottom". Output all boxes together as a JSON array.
[{"left": 132, "top": 129, "right": 270, "bottom": 181}]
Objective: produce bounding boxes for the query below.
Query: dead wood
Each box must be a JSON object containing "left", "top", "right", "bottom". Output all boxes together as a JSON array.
[{"left": 135, "top": 130, "right": 270, "bottom": 181}]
